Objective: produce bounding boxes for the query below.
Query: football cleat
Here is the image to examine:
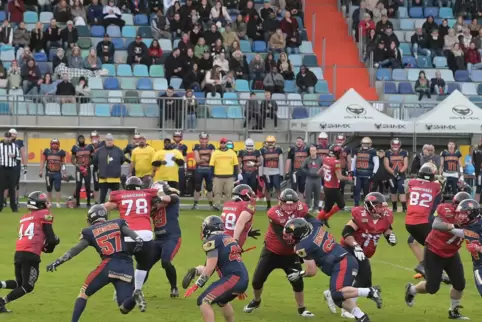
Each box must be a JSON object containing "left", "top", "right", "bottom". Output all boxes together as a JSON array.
[
  {"left": 182, "top": 268, "right": 197, "bottom": 289},
  {"left": 405, "top": 283, "right": 415, "bottom": 307},
  {"left": 356, "top": 314, "right": 371, "bottom": 322},
  {"left": 191, "top": 204, "right": 198, "bottom": 210},
  {"left": 323, "top": 290, "right": 337, "bottom": 314},
  {"left": 442, "top": 272, "right": 452, "bottom": 284},
  {"left": 170, "top": 287, "right": 179, "bottom": 298},
  {"left": 341, "top": 308, "right": 355, "bottom": 319},
  {"left": 243, "top": 299, "right": 261, "bottom": 313},
  {"left": 367, "top": 286, "right": 382, "bottom": 309},
  {"left": 299, "top": 309, "right": 314, "bottom": 317},
  {"left": 0, "top": 299, "right": 11, "bottom": 313},
  {"left": 414, "top": 263, "right": 425, "bottom": 277},
  {"left": 133, "top": 289, "right": 147, "bottom": 312},
  {"left": 449, "top": 306, "right": 469, "bottom": 320}
]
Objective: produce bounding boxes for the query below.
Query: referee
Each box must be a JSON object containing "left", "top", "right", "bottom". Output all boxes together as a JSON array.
[{"left": 0, "top": 132, "right": 20, "bottom": 212}]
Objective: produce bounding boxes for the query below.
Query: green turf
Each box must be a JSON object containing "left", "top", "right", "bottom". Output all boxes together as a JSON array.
[{"left": 0, "top": 208, "right": 479, "bottom": 322}]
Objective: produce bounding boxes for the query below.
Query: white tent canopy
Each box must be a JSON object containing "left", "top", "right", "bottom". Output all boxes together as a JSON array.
[
  {"left": 290, "top": 89, "right": 413, "bottom": 133},
  {"left": 414, "top": 90, "right": 482, "bottom": 134}
]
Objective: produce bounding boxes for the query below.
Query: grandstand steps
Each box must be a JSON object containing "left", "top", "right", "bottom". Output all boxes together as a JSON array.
[{"left": 305, "top": 0, "right": 378, "bottom": 100}]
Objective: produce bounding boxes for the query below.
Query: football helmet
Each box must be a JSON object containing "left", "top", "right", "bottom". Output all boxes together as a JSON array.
[
  {"left": 335, "top": 134, "right": 346, "bottom": 145},
  {"left": 283, "top": 218, "right": 313, "bottom": 242},
  {"left": 173, "top": 130, "right": 183, "bottom": 141},
  {"left": 90, "top": 130, "right": 100, "bottom": 144},
  {"left": 361, "top": 137, "right": 372, "bottom": 150},
  {"left": 390, "top": 138, "right": 401, "bottom": 151},
  {"left": 266, "top": 135, "right": 276, "bottom": 147},
  {"left": 201, "top": 215, "right": 225, "bottom": 239},
  {"left": 329, "top": 144, "right": 343, "bottom": 158},
  {"left": 66, "top": 196, "right": 76, "bottom": 208},
  {"left": 27, "top": 191, "right": 49, "bottom": 210},
  {"left": 87, "top": 205, "right": 109, "bottom": 225},
  {"left": 364, "top": 192, "right": 387, "bottom": 218},
  {"left": 453, "top": 191, "right": 471, "bottom": 206},
  {"left": 232, "top": 184, "right": 255, "bottom": 202},
  {"left": 318, "top": 132, "right": 329, "bottom": 146},
  {"left": 418, "top": 162, "right": 437, "bottom": 181},
  {"left": 50, "top": 138, "right": 60, "bottom": 150},
  {"left": 125, "top": 176, "right": 143, "bottom": 190},
  {"left": 279, "top": 188, "right": 300, "bottom": 214},
  {"left": 245, "top": 138, "right": 255, "bottom": 152},
  {"left": 455, "top": 199, "right": 480, "bottom": 226},
  {"left": 199, "top": 132, "right": 209, "bottom": 145}
]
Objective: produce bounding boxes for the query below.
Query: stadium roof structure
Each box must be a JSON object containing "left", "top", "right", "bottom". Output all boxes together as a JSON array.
[
  {"left": 414, "top": 90, "right": 482, "bottom": 134},
  {"left": 290, "top": 89, "right": 413, "bottom": 133}
]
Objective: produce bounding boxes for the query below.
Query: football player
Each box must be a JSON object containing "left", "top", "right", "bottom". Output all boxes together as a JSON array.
[
  {"left": 89, "top": 131, "right": 104, "bottom": 203},
  {"left": 440, "top": 141, "right": 463, "bottom": 197},
  {"left": 0, "top": 191, "right": 59, "bottom": 313},
  {"left": 46, "top": 205, "right": 143, "bottom": 322},
  {"left": 284, "top": 218, "right": 383, "bottom": 322},
  {"left": 104, "top": 176, "right": 162, "bottom": 312},
  {"left": 324, "top": 192, "right": 395, "bottom": 319},
  {"left": 384, "top": 138, "right": 409, "bottom": 212},
  {"left": 146, "top": 181, "right": 182, "bottom": 298},
  {"left": 39, "top": 138, "right": 67, "bottom": 207},
  {"left": 260, "top": 135, "right": 284, "bottom": 210},
  {"left": 461, "top": 201, "right": 482, "bottom": 297},
  {"left": 71, "top": 135, "right": 95, "bottom": 207},
  {"left": 243, "top": 189, "right": 314, "bottom": 317},
  {"left": 238, "top": 139, "right": 261, "bottom": 193},
  {"left": 317, "top": 145, "right": 352, "bottom": 227},
  {"left": 351, "top": 137, "right": 378, "bottom": 207},
  {"left": 192, "top": 132, "right": 216, "bottom": 210},
  {"left": 172, "top": 131, "right": 188, "bottom": 195},
  {"left": 183, "top": 216, "right": 249, "bottom": 322},
  {"left": 316, "top": 132, "right": 330, "bottom": 209},
  {"left": 286, "top": 137, "right": 309, "bottom": 202},
  {"left": 405, "top": 163, "right": 441, "bottom": 277},
  {"left": 336, "top": 134, "right": 352, "bottom": 195},
  {"left": 405, "top": 192, "right": 472, "bottom": 320}
]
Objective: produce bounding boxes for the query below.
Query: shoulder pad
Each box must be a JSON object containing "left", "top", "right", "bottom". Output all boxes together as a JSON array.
[
  {"left": 202, "top": 239, "right": 217, "bottom": 252},
  {"left": 247, "top": 204, "right": 255, "bottom": 212},
  {"left": 43, "top": 214, "right": 54, "bottom": 222},
  {"left": 295, "top": 247, "right": 307, "bottom": 258}
]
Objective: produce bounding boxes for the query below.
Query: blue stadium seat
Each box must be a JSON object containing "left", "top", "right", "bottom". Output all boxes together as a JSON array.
[
  {"left": 424, "top": 7, "right": 439, "bottom": 17},
  {"left": 227, "top": 106, "right": 243, "bottom": 118},
  {"left": 91, "top": 25, "right": 105, "bottom": 37},
  {"left": 398, "top": 7, "right": 408, "bottom": 18},
  {"left": 376, "top": 68, "right": 391, "bottom": 80},
  {"left": 439, "top": 7, "right": 454, "bottom": 18},
  {"left": 399, "top": 43, "right": 411, "bottom": 56},
  {"left": 315, "top": 81, "right": 329, "bottom": 93},
  {"left": 240, "top": 40, "right": 251, "bottom": 52},
  {"left": 77, "top": 25, "right": 90, "bottom": 37},
  {"left": 0, "top": 11, "right": 6, "bottom": 22},
  {"left": 111, "top": 104, "right": 128, "bottom": 117},
  {"left": 210, "top": 107, "right": 228, "bottom": 118},
  {"left": 95, "top": 104, "right": 111, "bottom": 116},
  {"left": 318, "top": 94, "right": 334, "bottom": 107},
  {"left": 252, "top": 41, "right": 267, "bottom": 52},
  {"left": 292, "top": 107, "right": 309, "bottom": 119},
  {"left": 311, "top": 67, "right": 323, "bottom": 80},
  {"left": 122, "top": 26, "right": 137, "bottom": 38},
  {"left": 170, "top": 77, "right": 182, "bottom": 89},
  {"left": 111, "top": 38, "right": 125, "bottom": 50},
  {"left": 303, "top": 54, "right": 318, "bottom": 67},
  {"left": 235, "top": 79, "right": 250, "bottom": 92},
  {"left": 117, "top": 64, "right": 133, "bottom": 76},
  {"left": 384, "top": 82, "right": 397, "bottom": 94},
  {"left": 145, "top": 104, "right": 159, "bottom": 117},
  {"left": 417, "top": 56, "right": 430, "bottom": 68},
  {"left": 89, "top": 77, "right": 104, "bottom": 89},
  {"left": 133, "top": 64, "right": 149, "bottom": 77},
  {"left": 477, "top": 84, "right": 482, "bottom": 95},
  {"left": 0, "top": 103, "right": 9, "bottom": 115},
  {"left": 447, "top": 83, "right": 460, "bottom": 94},
  {"left": 122, "top": 13, "right": 134, "bottom": 25},
  {"left": 223, "top": 92, "right": 239, "bottom": 104},
  {"left": 24, "top": 11, "right": 38, "bottom": 24},
  {"left": 39, "top": 12, "right": 53, "bottom": 23},
  {"left": 136, "top": 78, "right": 152, "bottom": 90},
  {"left": 134, "top": 14, "right": 149, "bottom": 25},
  {"left": 150, "top": 65, "right": 164, "bottom": 77},
  {"left": 289, "top": 54, "right": 302, "bottom": 66},
  {"left": 153, "top": 78, "right": 168, "bottom": 91},
  {"left": 34, "top": 52, "right": 47, "bottom": 62},
  {"left": 400, "top": 19, "right": 415, "bottom": 30},
  {"left": 62, "top": 103, "right": 77, "bottom": 116},
  {"left": 433, "top": 56, "right": 447, "bottom": 68},
  {"left": 159, "top": 39, "right": 173, "bottom": 52},
  {"left": 455, "top": 70, "right": 470, "bottom": 82},
  {"left": 37, "top": 62, "right": 51, "bottom": 75},
  {"left": 284, "top": 80, "right": 296, "bottom": 93},
  {"left": 138, "top": 26, "right": 152, "bottom": 38},
  {"left": 103, "top": 64, "right": 116, "bottom": 76},
  {"left": 402, "top": 56, "right": 416, "bottom": 67},
  {"left": 0, "top": 49, "right": 14, "bottom": 61},
  {"left": 300, "top": 41, "right": 314, "bottom": 54},
  {"left": 104, "top": 78, "right": 120, "bottom": 90},
  {"left": 392, "top": 69, "right": 408, "bottom": 81},
  {"left": 472, "top": 70, "right": 482, "bottom": 82},
  {"left": 173, "top": 38, "right": 180, "bottom": 49},
  {"left": 398, "top": 82, "right": 414, "bottom": 94},
  {"left": 409, "top": 7, "right": 423, "bottom": 18},
  {"left": 106, "top": 25, "right": 121, "bottom": 38}
]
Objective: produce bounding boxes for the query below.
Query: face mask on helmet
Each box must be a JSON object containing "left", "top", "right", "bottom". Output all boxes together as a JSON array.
[
  {"left": 391, "top": 139, "right": 401, "bottom": 151},
  {"left": 266, "top": 136, "right": 276, "bottom": 147},
  {"left": 199, "top": 133, "right": 209, "bottom": 145},
  {"left": 173, "top": 131, "right": 182, "bottom": 142},
  {"left": 50, "top": 139, "right": 60, "bottom": 150},
  {"left": 335, "top": 135, "right": 345, "bottom": 145},
  {"left": 245, "top": 138, "right": 254, "bottom": 152},
  {"left": 281, "top": 200, "right": 298, "bottom": 214},
  {"left": 318, "top": 132, "right": 328, "bottom": 146},
  {"left": 91, "top": 131, "right": 99, "bottom": 144},
  {"left": 361, "top": 137, "right": 372, "bottom": 150}
]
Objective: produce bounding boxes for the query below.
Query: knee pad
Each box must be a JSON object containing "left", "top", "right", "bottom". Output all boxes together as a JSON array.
[
  {"left": 407, "top": 235, "right": 415, "bottom": 244},
  {"left": 161, "top": 260, "right": 174, "bottom": 270},
  {"left": 290, "top": 278, "right": 303, "bottom": 293}
]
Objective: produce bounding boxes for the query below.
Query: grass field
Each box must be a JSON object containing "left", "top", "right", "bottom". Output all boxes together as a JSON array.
[{"left": 0, "top": 208, "right": 479, "bottom": 322}]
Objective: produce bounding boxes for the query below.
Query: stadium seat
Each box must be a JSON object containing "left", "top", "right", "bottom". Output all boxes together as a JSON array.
[
  {"left": 407, "top": 69, "right": 422, "bottom": 82},
  {"left": 143, "top": 39, "right": 153, "bottom": 48},
  {"left": 104, "top": 77, "right": 120, "bottom": 90},
  {"left": 77, "top": 38, "right": 92, "bottom": 50},
  {"left": 173, "top": 38, "right": 180, "bottom": 49},
  {"left": 318, "top": 94, "right": 334, "bottom": 107},
  {"left": 149, "top": 65, "right": 164, "bottom": 77},
  {"left": 121, "top": 78, "right": 136, "bottom": 90},
  {"left": 227, "top": 106, "right": 243, "bottom": 118},
  {"left": 28, "top": 103, "right": 43, "bottom": 115},
  {"left": 13, "top": 102, "right": 28, "bottom": 115},
  {"left": 240, "top": 40, "right": 251, "bottom": 52},
  {"left": 292, "top": 107, "right": 309, "bottom": 119},
  {"left": 92, "top": 91, "right": 108, "bottom": 103},
  {"left": 289, "top": 54, "right": 302, "bottom": 66},
  {"left": 122, "top": 26, "right": 137, "bottom": 38},
  {"left": 124, "top": 91, "right": 140, "bottom": 103},
  {"left": 398, "top": 82, "right": 414, "bottom": 94},
  {"left": 455, "top": 70, "right": 470, "bottom": 82},
  {"left": 0, "top": 12, "right": 6, "bottom": 23},
  {"left": 416, "top": 56, "right": 430, "bottom": 68},
  {"left": 24, "top": 11, "right": 38, "bottom": 24},
  {"left": 91, "top": 25, "right": 105, "bottom": 37},
  {"left": 399, "top": 43, "right": 411, "bottom": 56},
  {"left": 409, "top": 7, "right": 423, "bottom": 18},
  {"left": 433, "top": 56, "right": 448, "bottom": 68},
  {"left": 276, "top": 105, "right": 290, "bottom": 119},
  {"left": 102, "top": 64, "right": 116, "bottom": 76},
  {"left": 223, "top": 92, "right": 239, "bottom": 105},
  {"left": 117, "top": 64, "right": 133, "bottom": 77},
  {"left": 376, "top": 68, "right": 391, "bottom": 80},
  {"left": 112, "top": 38, "right": 125, "bottom": 50},
  {"left": 384, "top": 82, "right": 397, "bottom": 94},
  {"left": 447, "top": 83, "right": 460, "bottom": 94},
  {"left": 471, "top": 70, "right": 482, "bottom": 82},
  {"left": 308, "top": 106, "right": 322, "bottom": 116},
  {"left": 138, "top": 26, "right": 152, "bottom": 38},
  {"left": 300, "top": 41, "right": 314, "bottom": 54},
  {"left": 33, "top": 51, "right": 47, "bottom": 62},
  {"left": 311, "top": 67, "right": 323, "bottom": 80},
  {"left": 122, "top": 13, "right": 134, "bottom": 25},
  {"left": 153, "top": 78, "right": 168, "bottom": 91},
  {"left": 0, "top": 103, "right": 9, "bottom": 115},
  {"left": 287, "top": 93, "right": 302, "bottom": 107},
  {"left": 145, "top": 104, "right": 159, "bottom": 117},
  {"left": 439, "top": 7, "right": 454, "bottom": 18},
  {"left": 159, "top": 39, "right": 173, "bottom": 52},
  {"left": 137, "top": 78, "right": 153, "bottom": 90},
  {"left": 89, "top": 77, "right": 104, "bottom": 90},
  {"left": 95, "top": 104, "right": 111, "bottom": 116},
  {"left": 38, "top": 62, "right": 51, "bottom": 75},
  {"left": 461, "top": 83, "right": 477, "bottom": 95},
  {"left": 196, "top": 105, "right": 209, "bottom": 118},
  {"left": 106, "top": 25, "right": 121, "bottom": 38},
  {"left": 0, "top": 49, "right": 14, "bottom": 61},
  {"left": 400, "top": 19, "right": 415, "bottom": 30},
  {"left": 111, "top": 104, "right": 128, "bottom": 117},
  {"left": 284, "top": 80, "right": 296, "bottom": 93},
  {"left": 315, "top": 81, "right": 329, "bottom": 93},
  {"left": 77, "top": 25, "right": 90, "bottom": 37},
  {"left": 210, "top": 107, "right": 228, "bottom": 118},
  {"left": 140, "top": 91, "right": 157, "bottom": 104},
  {"left": 134, "top": 14, "right": 149, "bottom": 25},
  {"left": 45, "top": 103, "right": 61, "bottom": 116},
  {"left": 79, "top": 103, "right": 94, "bottom": 116},
  {"left": 424, "top": 7, "right": 439, "bottom": 17},
  {"left": 133, "top": 64, "right": 149, "bottom": 77},
  {"left": 398, "top": 6, "right": 408, "bottom": 18},
  {"left": 128, "top": 104, "right": 144, "bottom": 116},
  {"left": 303, "top": 93, "right": 318, "bottom": 106},
  {"left": 170, "top": 77, "right": 183, "bottom": 89},
  {"left": 108, "top": 91, "right": 123, "bottom": 103},
  {"left": 235, "top": 79, "right": 250, "bottom": 92},
  {"left": 62, "top": 103, "right": 77, "bottom": 116},
  {"left": 302, "top": 54, "right": 318, "bottom": 67},
  {"left": 206, "top": 93, "right": 222, "bottom": 105},
  {"left": 252, "top": 41, "right": 267, "bottom": 52},
  {"left": 402, "top": 56, "right": 416, "bottom": 68}
]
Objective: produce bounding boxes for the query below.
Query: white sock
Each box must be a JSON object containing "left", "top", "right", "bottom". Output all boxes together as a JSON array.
[
  {"left": 353, "top": 297, "right": 358, "bottom": 304},
  {"left": 409, "top": 285, "right": 417, "bottom": 295},
  {"left": 451, "top": 299, "right": 461, "bottom": 310},
  {"left": 134, "top": 269, "right": 147, "bottom": 290},
  {"left": 318, "top": 200, "right": 323, "bottom": 207},
  {"left": 357, "top": 288, "right": 370, "bottom": 297},
  {"left": 351, "top": 307, "right": 365, "bottom": 319},
  {"left": 0, "top": 281, "right": 5, "bottom": 288}
]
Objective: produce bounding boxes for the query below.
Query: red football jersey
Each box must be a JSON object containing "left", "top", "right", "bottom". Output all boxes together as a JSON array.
[
  {"left": 109, "top": 189, "right": 158, "bottom": 231},
  {"left": 406, "top": 179, "right": 441, "bottom": 225},
  {"left": 322, "top": 157, "right": 341, "bottom": 189},
  {"left": 341, "top": 206, "right": 393, "bottom": 258},
  {"left": 265, "top": 203, "right": 309, "bottom": 255},
  {"left": 16, "top": 209, "right": 54, "bottom": 256},
  {"left": 221, "top": 200, "right": 256, "bottom": 247},
  {"left": 425, "top": 204, "right": 462, "bottom": 258}
]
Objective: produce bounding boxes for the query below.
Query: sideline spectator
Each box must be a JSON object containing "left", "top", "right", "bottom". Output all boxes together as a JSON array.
[
  {"left": 411, "top": 28, "right": 430, "bottom": 58},
  {"left": 56, "top": 72, "right": 76, "bottom": 103},
  {"left": 170, "top": 13, "right": 184, "bottom": 40},
  {"left": 450, "top": 42, "right": 465, "bottom": 71},
  {"left": 228, "top": 40, "right": 242, "bottom": 58},
  {"left": 88, "top": 0, "right": 104, "bottom": 25},
  {"left": 439, "top": 19, "right": 450, "bottom": 39},
  {"left": 473, "top": 28, "right": 482, "bottom": 49},
  {"left": 260, "top": 89, "right": 278, "bottom": 129},
  {"left": 386, "top": 40, "right": 402, "bottom": 68},
  {"left": 45, "top": 19, "right": 62, "bottom": 52},
  {"left": 96, "top": 34, "right": 115, "bottom": 64},
  {"left": 422, "top": 15, "right": 438, "bottom": 35},
  {"left": 198, "top": 49, "right": 213, "bottom": 78},
  {"left": 211, "top": 38, "right": 226, "bottom": 58},
  {"left": 130, "top": 135, "right": 156, "bottom": 188},
  {"left": 183, "top": 89, "right": 198, "bottom": 130},
  {"left": 103, "top": 0, "right": 125, "bottom": 28},
  {"left": 39, "top": 73, "right": 59, "bottom": 103},
  {"left": 263, "top": 66, "right": 284, "bottom": 94},
  {"left": 372, "top": 2, "right": 387, "bottom": 23},
  {"left": 244, "top": 92, "right": 261, "bottom": 129},
  {"left": 415, "top": 70, "right": 431, "bottom": 100},
  {"left": 183, "top": 62, "right": 202, "bottom": 91},
  {"left": 229, "top": 51, "right": 248, "bottom": 80},
  {"left": 296, "top": 65, "right": 317, "bottom": 94},
  {"left": 466, "top": 42, "right": 482, "bottom": 73},
  {"left": 204, "top": 65, "right": 223, "bottom": 96},
  {"left": 75, "top": 76, "right": 91, "bottom": 103},
  {"left": 148, "top": 39, "right": 163, "bottom": 65},
  {"left": 247, "top": 12, "right": 264, "bottom": 41},
  {"left": 151, "top": 139, "right": 184, "bottom": 189},
  {"left": 210, "top": 137, "right": 239, "bottom": 209},
  {"left": 195, "top": 37, "right": 209, "bottom": 58},
  {"left": 8, "top": 0, "right": 25, "bottom": 25},
  {"left": 83, "top": 48, "right": 102, "bottom": 71},
  {"left": 190, "top": 23, "right": 202, "bottom": 46},
  {"left": 265, "top": 52, "right": 277, "bottom": 73},
  {"left": 352, "top": 1, "right": 373, "bottom": 41},
  {"left": 263, "top": 11, "right": 280, "bottom": 43},
  {"left": 13, "top": 22, "right": 30, "bottom": 49},
  {"left": 469, "top": 18, "right": 481, "bottom": 37},
  {"left": 152, "top": 9, "right": 172, "bottom": 40},
  {"left": 462, "top": 28, "right": 472, "bottom": 48},
  {"left": 301, "top": 146, "right": 322, "bottom": 212},
  {"left": 0, "top": 21, "right": 13, "bottom": 46},
  {"left": 21, "top": 59, "right": 41, "bottom": 94},
  {"left": 210, "top": 0, "right": 232, "bottom": 25},
  {"left": 158, "top": 86, "right": 181, "bottom": 128},
  {"left": 223, "top": 70, "right": 236, "bottom": 91},
  {"left": 54, "top": 0, "right": 73, "bottom": 23},
  {"left": 198, "top": 0, "right": 212, "bottom": 27},
  {"left": 178, "top": 33, "right": 193, "bottom": 57},
  {"left": 381, "top": 26, "right": 399, "bottom": 47},
  {"left": 375, "top": 14, "right": 392, "bottom": 35},
  {"left": 221, "top": 23, "right": 239, "bottom": 49},
  {"left": 213, "top": 52, "right": 229, "bottom": 73},
  {"left": 286, "top": 30, "right": 301, "bottom": 54},
  {"left": 68, "top": 46, "right": 83, "bottom": 68},
  {"left": 364, "top": 29, "right": 379, "bottom": 61},
  {"left": 444, "top": 28, "right": 458, "bottom": 53},
  {"left": 61, "top": 21, "right": 78, "bottom": 50},
  {"left": 249, "top": 53, "right": 265, "bottom": 83},
  {"left": 431, "top": 71, "right": 447, "bottom": 94},
  {"left": 127, "top": 36, "right": 149, "bottom": 66},
  {"left": 453, "top": 16, "right": 467, "bottom": 34},
  {"left": 71, "top": 0, "right": 87, "bottom": 26},
  {"left": 277, "top": 52, "right": 295, "bottom": 80},
  {"left": 165, "top": 48, "right": 183, "bottom": 84},
  {"left": 280, "top": 10, "right": 299, "bottom": 35},
  {"left": 30, "top": 22, "right": 45, "bottom": 53},
  {"left": 204, "top": 23, "right": 222, "bottom": 47}
]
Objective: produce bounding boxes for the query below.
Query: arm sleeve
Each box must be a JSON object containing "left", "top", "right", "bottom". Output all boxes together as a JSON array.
[
  {"left": 432, "top": 216, "right": 450, "bottom": 231},
  {"left": 206, "top": 249, "right": 219, "bottom": 258},
  {"left": 42, "top": 223, "right": 57, "bottom": 246},
  {"left": 279, "top": 153, "right": 284, "bottom": 174},
  {"left": 351, "top": 155, "right": 357, "bottom": 172},
  {"left": 56, "top": 239, "right": 90, "bottom": 265},
  {"left": 121, "top": 225, "right": 140, "bottom": 240},
  {"left": 372, "top": 155, "right": 379, "bottom": 174}
]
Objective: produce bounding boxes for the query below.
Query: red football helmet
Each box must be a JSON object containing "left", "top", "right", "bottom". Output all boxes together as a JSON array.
[
  {"left": 50, "top": 138, "right": 60, "bottom": 150},
  {"left": 318, "top": 132, "right": 328, "bottom": 146},
  {"left": 364, "top": 192, "right": 388, "bottom": 219},
  {"left": 329, "top": 144, "right": 343, "bottom": 158},
  {"left": 390, "top": 138, "right": 401, "bottom": 151},
  {"left": 335, "top": 134, "right": 346, "bottom": 145},
  {"left": 232, "top": 184, "right": 255, "bottom": 202}
]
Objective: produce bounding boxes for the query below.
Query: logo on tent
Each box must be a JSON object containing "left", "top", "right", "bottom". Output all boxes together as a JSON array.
[
  {"left": 450, "top": 105, "right": 479, "bottom": 120},
  {"left": 425, "top": 124, "right": 456, "bottom": 131},
  {"left": 320, "top": 123, "right": 351, "bottom": 130},
  {"left": 345, "top": 105, "right": 373, "bottom": 119},
  {"left": 375, "top": 124, "right": 406, "bottom": 130}
]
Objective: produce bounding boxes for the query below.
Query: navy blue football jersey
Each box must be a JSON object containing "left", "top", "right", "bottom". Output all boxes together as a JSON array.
[
  {"left": 238, "top": 149, "right": 261, "bottom": 173},
  {"left": 288, "top": 145, "right": 309, "bottom": 171},
  {"left": 193, "top": 144, "right": 215, "bottom": 169},
  {"left": 43, "top": 149, "right": 66, "bottom": 173},
  {"left": 441, "top": 150, "right": 462, "bottom": 173},
  {"left": 464, "top": 219, "right": 482, "bottom": 268},
  {"left": 173, "top": 143, "right": 188, "bottom": 157},
  {"left": 13, "top": 139, "right": 24, "bottom": 166},
  {"left": 202, "top": 234, "right": 248, "bottom": 278},
  {"left": 354, "top": 148, "right": 377, "bottom": 176},
  {"left": 71, "top": 144, "right": 94, "bottom": 167},
  {"left": 152, "top": 195, "right": 181, "bottom": 239},
  {"left": 385, "top": 149, "right": 408, "bottom": 173}
]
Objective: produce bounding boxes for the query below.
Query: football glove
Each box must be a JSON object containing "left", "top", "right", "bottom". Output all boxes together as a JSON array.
[
  {"left": 248, "top": 228, "right": 261, "bottom": 239},
  {"left": 386, "top": 233, "right": 397, "bottom": 246},
  {"left": 287, "top": 269, "right": 305, "bottom": 282},
  {"left": 466, "top": 241, "right": 481, "bottom": 253},
  {"left": 133, "top": 237, "right": 144, "bottom": 253},
  {"left": 237, "top": 292, "right": 248, "bottom": 300},
  {"left": 46, "top": 259, "right": 62, "bottom": 272},
  {"left": 353, "top": 245, "right": 366, "bottom": 261}
]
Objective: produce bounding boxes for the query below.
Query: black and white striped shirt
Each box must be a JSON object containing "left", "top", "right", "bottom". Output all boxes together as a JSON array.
[{"left": 0, "top": 141, "right": 20, "bottom": 168}]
